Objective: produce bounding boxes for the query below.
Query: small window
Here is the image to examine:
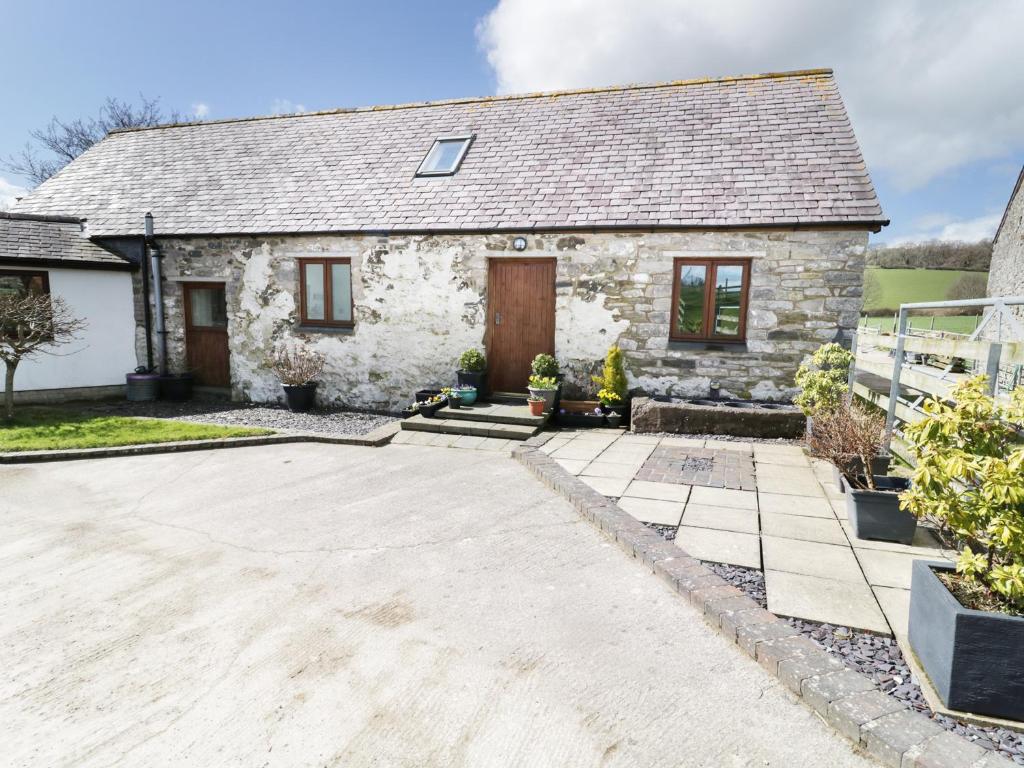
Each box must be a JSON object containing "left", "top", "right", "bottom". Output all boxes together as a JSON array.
[
  {"left": 299, "top": 258, "right": 353, "bottom": 328},
  {"left": 670, "top": 258, "right": 750, "bottom": 342},
  {"left": 0, "top": 270, "right": 49, "bottom": 298},
  {"left": 415, "top": 136, "right": 473, "bottom": 176}
]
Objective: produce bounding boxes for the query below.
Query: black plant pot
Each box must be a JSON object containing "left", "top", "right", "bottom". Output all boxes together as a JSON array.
[
  {"left": 909, "top": 561, "right": 1024, "bottom": 720},
  {"left": 844, "top": 475, "right": 915, "bottom": 544},
  {"left": 558, "top": 411, "right": 604, "bottom": 428},
  {"left": 419, "top": 397, "right": 448, "bottom": 418},
  {"left": 448, "top": 395, "right": 463, "bottom": 409},
  {"left": 158, "top": 373, "right": 194, "bottom": 402},
  {"left": 415, "top": 389, "right": 442, "bottom": 403},
  {"left": 606, "top": 413, "right": 622, "bottom": 428},
  {"left": 456, "top": 370, "right": 486, "bottom": 390},
  {"left": 282, "top": 382, "right": 317, "bottom": 413}
]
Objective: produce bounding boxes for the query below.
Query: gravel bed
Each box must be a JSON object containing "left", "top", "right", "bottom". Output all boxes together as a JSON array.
[
  {"left": 80, "top": 400, "right": 397, "bottom": 437},
  {"left": 705, "top": 563, "right": 1024, "bottom": 763},
  {"left": 643, "top": 522, "right": 678, "bottom": 541}
]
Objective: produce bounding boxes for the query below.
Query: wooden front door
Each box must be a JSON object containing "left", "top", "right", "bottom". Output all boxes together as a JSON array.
[
  {"left": 486, "top": 258, "right": 556, "bottom": 393},
  {"left": 184, "top": 282, "right": 230, "bottom": 387}
]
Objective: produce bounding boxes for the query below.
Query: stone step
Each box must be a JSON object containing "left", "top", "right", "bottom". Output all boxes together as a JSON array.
[
  {"left": 400, "top": 414, "right": 541, "bottom": 440},
  {"left": 442, "top": 402, "right": 545, "bottom": 426}
]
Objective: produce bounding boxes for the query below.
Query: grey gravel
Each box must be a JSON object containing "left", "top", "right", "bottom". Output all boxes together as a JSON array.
[
  {"left": 80, "top": 399, "right": 397, "bottom": 437},
  {"left": 706, "top": 562, "right": 1024, "bottom": 763}
]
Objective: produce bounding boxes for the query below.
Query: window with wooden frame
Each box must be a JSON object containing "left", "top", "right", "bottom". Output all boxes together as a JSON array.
[
  {"left": 0, "top": 270, "right": 49, "bottom": 298},
  {"left": 669, "top": 258, "right": 750, "bottom": 342},
  {"left": 299, "top": 258, "right": 353, "bottom": 328}
]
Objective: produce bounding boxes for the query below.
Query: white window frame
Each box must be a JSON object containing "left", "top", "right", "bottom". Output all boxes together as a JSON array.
[{"left": 415, "top": 135, "right": 475, "bottom": 177}]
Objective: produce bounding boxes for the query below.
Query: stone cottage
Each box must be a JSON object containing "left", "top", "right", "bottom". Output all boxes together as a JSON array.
[
  {"left": 988, "top": 166, "right": 1024, "bottom": 322},
  {"left": 12, "top": 68, "right": 887, "bottom": 410}
]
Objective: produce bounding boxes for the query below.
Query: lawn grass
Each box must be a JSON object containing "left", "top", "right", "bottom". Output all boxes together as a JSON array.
[
  {"left": 0, "top": 407, "right": 273, "bottom": 452},
  {"left": 863, "top": 267, "right": 987, "bottom": 313}
]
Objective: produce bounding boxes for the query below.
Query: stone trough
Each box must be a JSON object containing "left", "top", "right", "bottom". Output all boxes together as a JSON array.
[{"left": 630, "top": 396, "right": 806, "bottom": 438}]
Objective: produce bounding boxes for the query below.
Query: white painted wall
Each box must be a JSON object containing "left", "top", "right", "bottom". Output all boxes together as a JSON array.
[{"left": 11, "top": 267, "right": 137, "bottom": 391}]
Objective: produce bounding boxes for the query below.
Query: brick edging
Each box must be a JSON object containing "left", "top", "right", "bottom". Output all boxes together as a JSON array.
[
  {"left": 512, "top": 440, "right": 1012, "bottom": 768},
  {"left": 0, "top": 423, "right": 398, "bottom": 464}
]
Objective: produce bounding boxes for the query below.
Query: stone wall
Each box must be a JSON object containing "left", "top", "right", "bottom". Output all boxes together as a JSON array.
[
  {"left": 988, "top": 176, "right": 1024, "bottom": 323},
  {"left": 136, "top": 229, "right": 868, "bottom": 410}
]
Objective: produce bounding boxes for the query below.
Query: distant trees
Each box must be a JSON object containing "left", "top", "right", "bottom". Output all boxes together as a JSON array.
[
  {"left": 2, "top": 95, "right": 179, "bottom": 187},
  {"left": 867, "top": 240, "right": 992, "bottom": 272}
]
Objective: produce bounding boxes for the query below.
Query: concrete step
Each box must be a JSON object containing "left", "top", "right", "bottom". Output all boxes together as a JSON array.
[
  {"left": 400, "top": 413, "right": 541, "bottom": 440},
  {"left": 441, "top": 402, "right": 545, "bottom": 426}
]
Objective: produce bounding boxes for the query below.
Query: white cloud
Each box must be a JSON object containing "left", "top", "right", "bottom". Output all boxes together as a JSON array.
[
  {"left": 192, "top": 102, "right": 210, "bottom": 119},
  {"left": 477, "top": 0, "right": 1024, "bottom": 190},
  {"left": 271, "top": 99, "right": 307, "bottom": 115},
  {"left": 885, "top": 213, "right": 1002, "bottom": 246},
  {"left": 0, "top": 176, "right": 28, "bottom": 210}
]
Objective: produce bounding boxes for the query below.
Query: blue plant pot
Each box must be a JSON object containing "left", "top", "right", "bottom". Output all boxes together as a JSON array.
[{"left": 456, "top": 387, "right": 478, "bottom": 405}]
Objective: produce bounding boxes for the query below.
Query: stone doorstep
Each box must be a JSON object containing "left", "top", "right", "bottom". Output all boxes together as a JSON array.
[
  {"left": 400, "top": 414, "right": 539, "bottom": 441},
  {"left": 510, "top": 444, "right": 1017, "bottom": 768},
  {"left": 440, "top": 402, "right": 548, "bottom": 427}
]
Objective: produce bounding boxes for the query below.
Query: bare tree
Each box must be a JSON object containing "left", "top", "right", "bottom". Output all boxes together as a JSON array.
[
  {"left": 946, "top": 271, "right": 989, "bottom": 302},
  {"left": 3, "top": 95, "right": 180, "bottom": 187},
  {"left": 0, "top": 292, "right": 86, "bottom": 419}
]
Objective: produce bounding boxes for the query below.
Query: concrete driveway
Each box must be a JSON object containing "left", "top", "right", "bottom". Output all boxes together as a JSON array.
[{"left": 0, "top": 443, "right": 875, "bottom": 767}]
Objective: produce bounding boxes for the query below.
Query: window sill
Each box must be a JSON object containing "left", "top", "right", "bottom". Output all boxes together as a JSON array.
[
  {"left": 669, "top": 339, "right": 748, "bottom": 353},
  {"left": 296, "top": 324, "right": 354, "bottom": 335}
]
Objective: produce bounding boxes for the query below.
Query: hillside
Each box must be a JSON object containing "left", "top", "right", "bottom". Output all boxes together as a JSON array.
[{"left": 863, "top": 268, "right": 988, "bottom": 315}]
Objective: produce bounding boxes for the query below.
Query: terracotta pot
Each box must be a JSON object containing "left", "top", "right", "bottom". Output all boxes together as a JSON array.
[{"left": 528, "top": 399, "right": 545, "bottom": 416}]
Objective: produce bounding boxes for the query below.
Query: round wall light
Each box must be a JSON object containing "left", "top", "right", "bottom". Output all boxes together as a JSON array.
[{"left": 512, "top": 236, "right": 528, "bottom": 251}]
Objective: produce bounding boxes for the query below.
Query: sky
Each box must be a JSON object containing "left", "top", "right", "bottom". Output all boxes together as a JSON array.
[{"left": 2, "top": 0, "right": 1022, "bottom": 245}]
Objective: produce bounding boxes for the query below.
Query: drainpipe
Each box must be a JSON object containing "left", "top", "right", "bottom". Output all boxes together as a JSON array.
[
  {"left": 140, "top": 227, "right": 154, "bottom": 371},
  {"left": 145, "top": 213, "right": 168, "bottom": 375}
]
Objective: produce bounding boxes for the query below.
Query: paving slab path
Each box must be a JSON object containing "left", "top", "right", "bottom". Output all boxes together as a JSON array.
[{"left": 0, "top": 443, "right": 876, "bottom": 767}]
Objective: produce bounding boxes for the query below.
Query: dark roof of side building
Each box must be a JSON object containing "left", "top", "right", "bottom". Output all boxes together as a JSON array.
[
  {"left": 12, "top": 68, "right": 887, "bottom": 237},
  {"left": 0, "top": 212, "right": 131, "bottom": 269}
]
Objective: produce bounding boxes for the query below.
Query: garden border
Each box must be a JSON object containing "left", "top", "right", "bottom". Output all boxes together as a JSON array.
[
  {"left": 512, "top": 435, "right": 1014, "bottom": 768},
  {"left": 0, "top": 421, "right": 399, "bottom": 463}
]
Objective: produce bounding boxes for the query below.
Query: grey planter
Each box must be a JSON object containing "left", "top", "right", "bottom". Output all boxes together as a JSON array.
[
  {"left": 527, "top": 386, "right": 557, "bottom": 412},
  {"left": 844, "top": 475, "right": 916, "bottom": 544},
  {"left": 909, "top": 561, "right": 1024, "bottom": 720}
]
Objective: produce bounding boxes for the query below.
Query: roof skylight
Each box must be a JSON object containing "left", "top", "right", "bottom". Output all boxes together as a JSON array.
[{"left": 416, "top": 136, "right": 473, "bottom": 176}]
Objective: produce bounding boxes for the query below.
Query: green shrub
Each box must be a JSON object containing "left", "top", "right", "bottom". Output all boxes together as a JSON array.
[
  {"left": 794, "top": 342, "right": 854, "bottom": 417},
  {"left": 458, "top": 348, "right": 486, "bottom": 372},
  {"left": 901, "top": 376, "right": 1024, "bottom": 613},
  {"left": 592, "top": 346, "right": 628, "bottom": 402},
  {"left": 531, "top": 353, "right": 559, "bottom": 378}
]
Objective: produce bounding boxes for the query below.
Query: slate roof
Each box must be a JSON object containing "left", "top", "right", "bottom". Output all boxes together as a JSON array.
[
  {"left": 13, "top": 68, "right": 886, "bottom": 237},
  {"left": 0, "top": 212, "right": 131, "bottom": 268}
]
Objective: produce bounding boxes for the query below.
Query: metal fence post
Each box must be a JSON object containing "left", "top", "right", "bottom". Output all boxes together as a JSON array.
[
  {"left": 884, "top": 308, "right": 908, "bottom": 452},
  {"left": 985, "top": 343, "right": 1002, "bottom": 397}
]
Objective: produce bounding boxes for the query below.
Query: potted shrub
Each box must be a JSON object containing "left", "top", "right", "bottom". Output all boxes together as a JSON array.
[
  {"left": 592, "top": 345, "right": 629, "bottom": 422},
  {"left": 527, "top": 394, "right": 546, "bottom": 417},
  {"left": 457, "top": 348, "right": 487, "bottom": 389},
  {"left": 902, "top": 377, "right": 1024, "bottom": 720},
  {"left": 527, "top": 374, "right": 558, "bottom": 412},
  {"left": 808, "top": 403, "right": 916, "bottom": 544},
  {"left": 269, "top": 346, "right": 325, "bottom": 412},
  {"left": 532, "top": 353, "right": 562, "bottom": 411}
]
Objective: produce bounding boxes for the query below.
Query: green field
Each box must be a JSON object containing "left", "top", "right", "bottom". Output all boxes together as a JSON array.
[
  {"left": 863, "top": 268, "right": 987, "bottom": 313},
  {"left": 859, "top": 314, "right": 982, "bottom": 334}
]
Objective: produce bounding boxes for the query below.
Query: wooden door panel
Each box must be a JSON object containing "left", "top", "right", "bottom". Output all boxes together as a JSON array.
[
  {"left": 487, "top": 259, "right": 556, "bottom": 393},
  {"left": 184, "top": 283, "right": 230, "bottom": 387}
]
